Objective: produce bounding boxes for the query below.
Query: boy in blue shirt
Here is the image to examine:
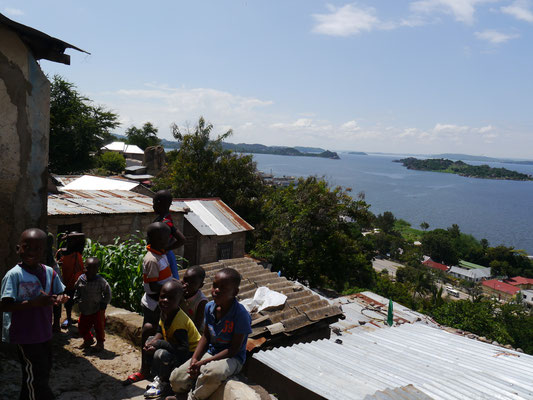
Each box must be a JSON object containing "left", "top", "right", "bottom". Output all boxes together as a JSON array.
[
  {"left": 168, "top": 268, "right": 251, "bottom": 400},
  {"left": 1, "top": 228, "right": 68, "bottom": 400}
]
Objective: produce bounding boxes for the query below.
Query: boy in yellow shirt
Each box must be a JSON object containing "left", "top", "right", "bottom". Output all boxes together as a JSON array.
[{"left": 143, "top": 279, "right": 200, "bottom": 398}]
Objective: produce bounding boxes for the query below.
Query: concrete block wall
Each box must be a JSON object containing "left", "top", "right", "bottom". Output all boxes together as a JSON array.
[
  {"left": 197, "top": 232, "right": 247, "bottom": 265},
  {"left": 0, "top": 26, "right": 50, "bottom": 279}
]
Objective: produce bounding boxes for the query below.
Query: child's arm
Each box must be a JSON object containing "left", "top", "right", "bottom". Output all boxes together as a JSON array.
[
  {"left": 191, "top": 333, "right": 245, "bottom": 367},
  {"left": 101, "top": 280, "right": 112, "bottom": 310},
  {"left": 144, "top": 332, "right": 163, "bottom": 353},
  {"left": 165, "top": 229, "right": 186, "bottom": 251},
  {"left": 1, "top": 294, "right": 57, "bottom": 312},
  {"left": 187, "top": 326, "right": 211, "bottom": 377},
  {"left": 192, "top": 299, "right": 207, "bottom": 332}
]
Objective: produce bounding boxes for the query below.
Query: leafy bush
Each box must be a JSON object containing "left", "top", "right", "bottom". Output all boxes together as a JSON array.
[
  {"left": 99, "top": 151, "right": 126, "bottom": 174},
  {"left": 84, "top": 235, "right": 145, "bottom": 313}
]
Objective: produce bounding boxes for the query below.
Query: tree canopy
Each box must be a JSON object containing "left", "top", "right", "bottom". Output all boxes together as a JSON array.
[
  {"left": 49, "top": 75, "right": 119, "bottom": 173},
  {"left": 251, "top": 177, "right": 375, "bottom": 291},
  {"left": 125, "top": 122, "right": 161, "bottom": 150},
  {"left": 154, "top": 117, "right": 265, "bottom": 225}
]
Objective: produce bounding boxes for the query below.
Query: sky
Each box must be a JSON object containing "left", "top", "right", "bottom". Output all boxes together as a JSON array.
[{"left": 3, "top": 1, "right": 533, "bottom": 158}]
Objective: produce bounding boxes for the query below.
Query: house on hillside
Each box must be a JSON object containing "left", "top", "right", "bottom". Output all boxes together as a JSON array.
[
  {"left": 504, "top": 276, "right": 533, "bottom": 290},
  {"left": 174, "top": 198, "right": 254, "bottom": 266},
  {"left": 0, "top": 13, "right": 85, "bottom": 279},
  {"left": 102, "top": 141, "right": 144, "bottom": 161},
  {"left": 422, "top": 258, "right": 449, "bottom": 272},
  {"left": 482, "top": 279, "right": 520, "bottom": 302},
  {"left": 48, "top": 190, "right": 186, "bottom": 245},
  {"left": 448, "top": 265, "right": 491, "bottom": 282},
  {"left": 458, "top": 260, "right": 487, "bottom": 270}
]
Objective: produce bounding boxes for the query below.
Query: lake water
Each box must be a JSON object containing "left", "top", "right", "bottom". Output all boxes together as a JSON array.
[{"left": 253, "top": 153, "right": 533, "bottom": 254}]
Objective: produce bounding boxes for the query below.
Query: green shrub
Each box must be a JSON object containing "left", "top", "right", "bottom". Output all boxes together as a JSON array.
[
  {"left": 99, "top": 151, "right": 126, "bottom": 173},
  {"left": 84, "top": 235, "right": 145, "bottom": 313}
]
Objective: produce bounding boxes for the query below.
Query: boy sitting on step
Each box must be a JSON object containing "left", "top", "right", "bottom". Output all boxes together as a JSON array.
[
  {"left": 144, "top": 279, "right": 200, "bottom": 399},
  {"left": 180, "top": 266, "right": 207, "bottom": 333},
  {"left": 168, "top": 267, "right": 252, "bottom": 400}
]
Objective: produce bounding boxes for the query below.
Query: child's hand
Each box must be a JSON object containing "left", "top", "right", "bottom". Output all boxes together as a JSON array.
[
  {"left": 53, "top": 294, "right": 70, "bottom": 305},
  {"left": 143, "top": 343, "right": 156, "bottom": 353},
  {"left": 187, "top": 359, "right": 203, "bottom": 378},
  {"left": 32, "top": 293, "right": 56, "bottom": 307}
]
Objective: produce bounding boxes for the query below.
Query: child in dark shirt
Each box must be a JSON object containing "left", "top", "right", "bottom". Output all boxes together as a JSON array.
[
  {"left": 73, "top": 257, "right": 112, "bottom": 351},
  {"left": 153, "top": 190, "right": 186, "bottom": 279},
  {"left": 143, "top": 279, "right": 200, "bottom": 398},
  {"left": 168, "top": 268, "right": 252, "bottom": 400},
  {"left": 180, "top": 266, "right": 207, "bottom": 332},
  {"left": 56, "top": 232, "right": 85, "bottom": 328},
  {"left": 1, "top": 228, "right": 68, "bottom": 400}
]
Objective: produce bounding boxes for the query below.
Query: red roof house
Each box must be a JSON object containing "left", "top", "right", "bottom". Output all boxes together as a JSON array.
[
  {"left": 422, "top": 259, "right": 449, "bottom": 272},
  {"left": 504, "top": 276, "right": 533, "bottom": 288},
  {"left": 482, "top": 279, "right": 520, "bottom": 301}
]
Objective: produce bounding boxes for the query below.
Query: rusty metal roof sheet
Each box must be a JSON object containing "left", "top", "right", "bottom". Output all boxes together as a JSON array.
[
  {"left": 173, "top": 199, "right": 254, "bottom": 236},
  {"left": 48, "top": 190, "right": 184, "bottom": 216},
  {"left": 253, "top": 322, "right": 533, "bottom": 400},
  {"left": 196, "top": 258, "right": 342, "bottom": 346}
]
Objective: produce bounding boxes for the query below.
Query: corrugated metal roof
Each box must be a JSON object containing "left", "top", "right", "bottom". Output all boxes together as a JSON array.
[
  {"left": 61, "top": 175, "right": 140, "bottom": 191},
  {"left": 48, "top": 190, "right": 184, "bottom": 216},
  {"left": 195, "top": 258, "right": 343, "bottom": 346},
  {"left": 253, "top": 322, "right": 533, "bottom": 400},
  {"left": 174, "top": 199, "right": 254, "bottom": 235},
  {"left": 102, "top": 141, "right": 144, "bottom": 154},
  {"left": 330, "top": 292, "right": 436, "bottom": 332}
]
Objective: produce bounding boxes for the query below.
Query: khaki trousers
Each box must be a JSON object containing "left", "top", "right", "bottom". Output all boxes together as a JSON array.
[{"left": 169, "top": 353, "right": 243, "bottom": 400}]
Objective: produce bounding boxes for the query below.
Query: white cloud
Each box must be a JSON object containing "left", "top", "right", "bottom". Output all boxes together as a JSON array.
[
  {"left": 4, "top": 7, "right": 24, "bottom": 16},
  {"left": 312, "top": 4, "right": 380, "bottom": 36},
  {"left": 433, "top": 123, "right": 470, "bottom": 132},
  {"left": 477, "top": 125, "right": 494, "bottom": 133},
  {"left": 475, "top": 29, "right": 520, "bottom": 43},
  {"left": 410, "top": 0, "right": 494, "bottom": 24},
  {"left": 501, "top": 0, "right": 533, "bottom": 22},
  {"left": 341, "top": 120, "right": 361, "bottom": 132}
]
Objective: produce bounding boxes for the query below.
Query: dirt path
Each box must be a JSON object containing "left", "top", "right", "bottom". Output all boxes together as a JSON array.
[{"left": 1, "top": 326, "right": 148, "bottom": 400}]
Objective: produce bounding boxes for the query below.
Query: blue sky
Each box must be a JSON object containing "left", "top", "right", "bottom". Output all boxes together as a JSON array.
[{"left": 4, "top": 1, "right": 533, "bottom": 158}]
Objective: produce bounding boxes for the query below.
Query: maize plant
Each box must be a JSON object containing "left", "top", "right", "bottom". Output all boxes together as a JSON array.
[{"left": 84, "top": 234, "right": 146, "bottom": 313}]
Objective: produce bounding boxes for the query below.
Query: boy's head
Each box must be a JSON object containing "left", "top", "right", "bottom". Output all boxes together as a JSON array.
[
  {"left": 146, "top": 222, "right": 170, "bottom": 251},
  {"left": 159, "top": 279, "right": 184, "bottom": 315},
  {"left": 66, "top": 232, "right": 86, "bottom": 253},
  {"left": 181, "top": 266, "right": 206, "bottom": 299},
  {"left": 211, "top": 268, "right": 241, "bottom": 306},
  {"left": 17, "top": 228, "right": 47, "bottom": 267},
  {"left": 85, "top": 257, "right": 100, "bottom": 280},
  {"left": 153, "top": 190, "right": 173, "bottom": 215}
]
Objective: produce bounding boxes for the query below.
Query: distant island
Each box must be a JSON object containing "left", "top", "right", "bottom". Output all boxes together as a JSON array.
[
  {"left": 348, "top": 151, "right": 367, "bottom": 155},
  {"left": 395, "top": 158, "right": 533, "bottom": 181},
  {"left": 221, "top": 143, "right": 340, "bottom": 159},
  {"left": 156, "top": 138, "right": 339, "bottom": 159}
]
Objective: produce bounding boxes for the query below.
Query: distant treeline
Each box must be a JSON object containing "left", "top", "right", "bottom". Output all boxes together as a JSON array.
[
  {"left": 396, "top": 158, "right": 532, "bottom": 181},
  {"left": 221, "top": 142, "right": 340, "bottom": 159}
]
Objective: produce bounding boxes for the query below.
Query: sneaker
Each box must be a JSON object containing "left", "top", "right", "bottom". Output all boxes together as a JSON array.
[{"left": 144, "top": 376, "right": 163, "bottom": 398}]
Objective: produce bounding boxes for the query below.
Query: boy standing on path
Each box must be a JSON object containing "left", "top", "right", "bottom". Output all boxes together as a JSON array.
[
  {"left": 73, "top": 257, "right": 112, "bottom": 351},
  {"left": 1, "top": 228, "right": 68, "bottom": 400},
  {"left": 153, "top": 190, "right": 186, "bottom": 279},
  {"left": 168, "top": 268, "right": 252, "bottom": 400}
]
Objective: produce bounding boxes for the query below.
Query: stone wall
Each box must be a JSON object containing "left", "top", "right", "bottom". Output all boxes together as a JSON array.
[
  {"left": 48, "top": 212, "right": 184, "bottom": 254},
  {"left": 0, "top": 26, "right": 50, "bottom": 279},
  {"left": 197, "top": 232, "right": 247, "bottom": 265}
]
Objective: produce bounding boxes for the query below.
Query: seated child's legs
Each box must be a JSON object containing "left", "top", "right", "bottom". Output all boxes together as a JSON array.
[
  {"left": 141, "top": 306, "right": 160, "bottom": 375},
  {"left": 152, "top": 348, "right": 178, "bottom": 383},
  {"left": 169, "top": 356, "right": 201, "bottom": 394},
  {"left": 189, "top": 357, "right": 242, "bottom": 400}
]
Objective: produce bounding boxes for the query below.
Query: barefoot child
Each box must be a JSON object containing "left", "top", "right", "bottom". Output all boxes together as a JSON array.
[
  {"left": 180, "top": 266, "right": 207, "bottom": 332},
  {"left": 144, "top": 279, "right": 201, "bottom": 398},
  {"left": 124, "top": 222, "right": 174, "bottom": 385},
  {"left": 152, "top": 190, "right": 186, "bottom": 279},
  {"left": 168, "top": 268, "right": 252, "bottom": 400},
  {"left": 1, "top": 228, "right": 69, "bottom": 400},
  {"left": 73, "top": 257, "right": 112, "bottom": 350}
]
